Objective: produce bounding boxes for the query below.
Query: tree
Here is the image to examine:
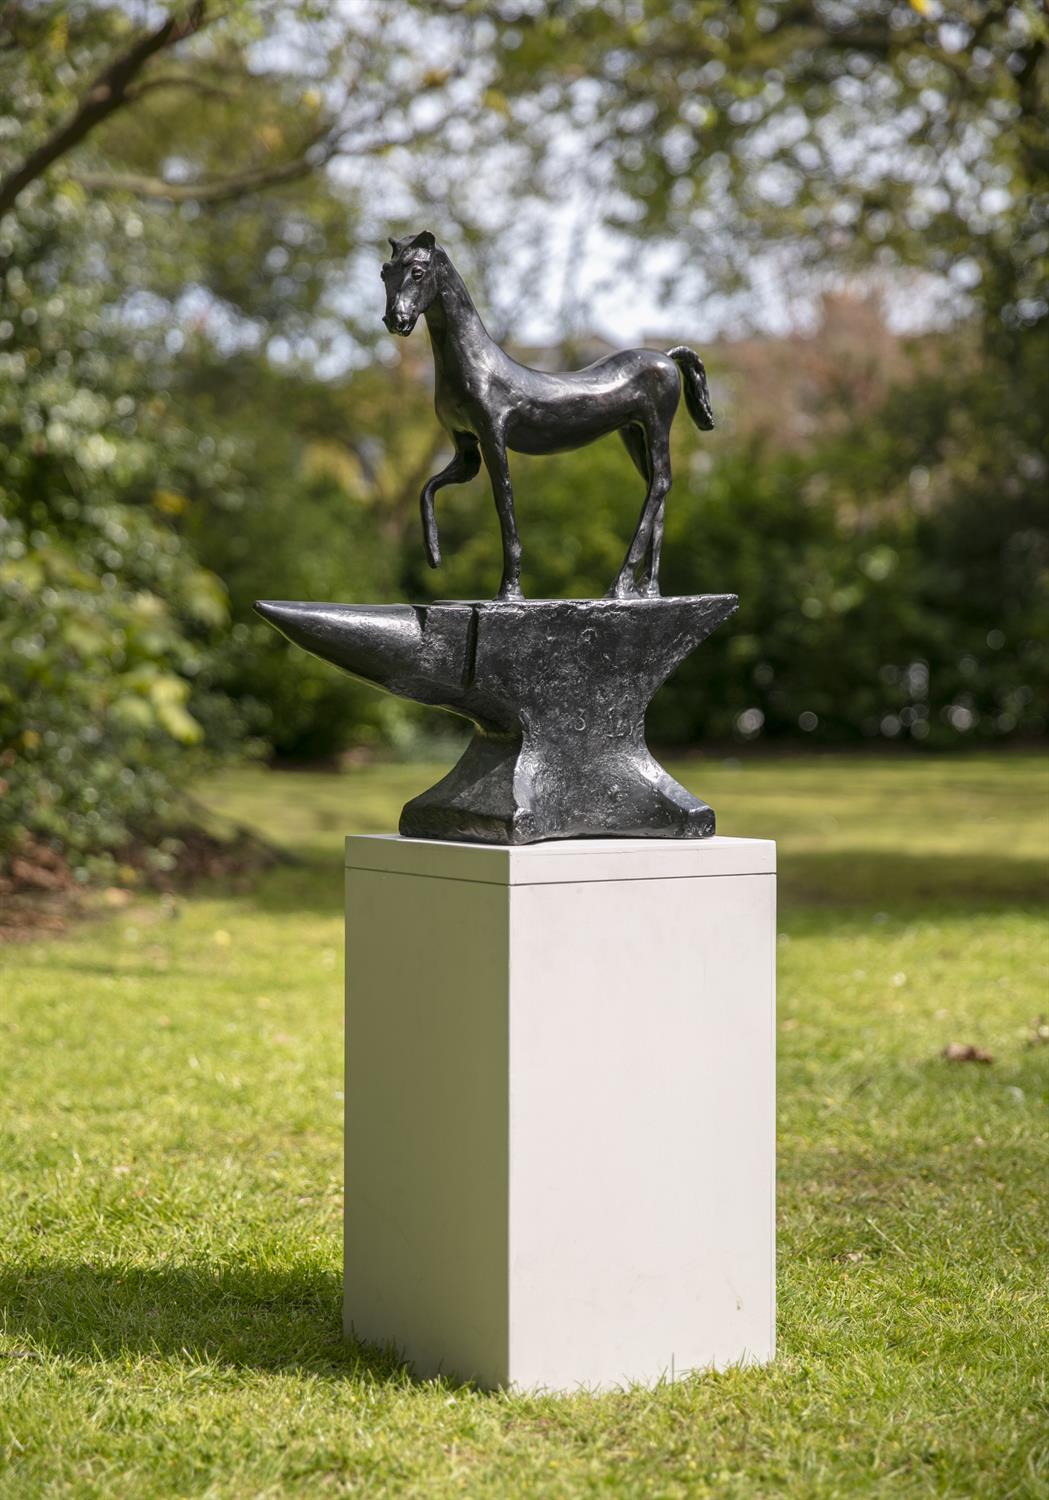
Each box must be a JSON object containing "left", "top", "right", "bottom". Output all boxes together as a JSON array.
[
  {"left": 0, "top": 2, "right": 481, "bottom": 216},
  {"left": 0, "top": 0, "right": 531, "bottom": 852},
  {"left": 2, "top": 0, "right": 1044, "bottom": 867},
  {"left": 0, "top": 181, "right": 244, "bottom": 870},
  {"left": 491, "top": 1, "right": 1048, "bottom": 337}
]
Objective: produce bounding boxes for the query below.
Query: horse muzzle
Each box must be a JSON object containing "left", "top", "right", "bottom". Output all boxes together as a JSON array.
[{"left": 383, "top": 311, "right": 416, "bottom": 337}]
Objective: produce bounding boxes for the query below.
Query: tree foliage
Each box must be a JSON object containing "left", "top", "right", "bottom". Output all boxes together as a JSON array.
[
  {"left": 0, "top": 192, "right": 242, "bottom": 871},
  {"left": 492, "top": 1, "right": 1048, "bottom": 336},
  {"left": 0, "top": 0, "right": 510, "bottom": 858},
  {"left": 1, "top": 0, "right": 1045, "bottom": 870}
]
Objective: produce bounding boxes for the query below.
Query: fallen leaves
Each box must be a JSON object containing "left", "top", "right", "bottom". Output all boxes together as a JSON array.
[
  {"left": 942, "top": 1042, "right": 994, "bottom": 1064},
  {"left": 9, "top": 851, "right": 70, "bottom": 891},
  {"left": 1026, "top": 1015, "right": 1049, "bottom": 1048},
  {"left": 0, "top": 839, "right": 77, "bottom": 939}
]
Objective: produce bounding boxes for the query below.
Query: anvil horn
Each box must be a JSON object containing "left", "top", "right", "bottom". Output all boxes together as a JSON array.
[
  {"left": 253, "top": 600, "right": 482, "bottom": 715},
  {"left": 254, "top": 594, "right": 739, "bottom": 845}
]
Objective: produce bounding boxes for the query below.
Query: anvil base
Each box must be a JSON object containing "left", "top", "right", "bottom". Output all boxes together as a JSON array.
[
  {"left": 400, "top": 732, "right": 715, "bottom": 844},
  {"left": 254, "top": 595, "right": 739, "bottom": 846}
]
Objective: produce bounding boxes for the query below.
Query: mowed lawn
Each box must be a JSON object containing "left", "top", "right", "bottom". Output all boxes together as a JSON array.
[{"left": 1, "top": 753, "right": 1047, "bottom": 1499}]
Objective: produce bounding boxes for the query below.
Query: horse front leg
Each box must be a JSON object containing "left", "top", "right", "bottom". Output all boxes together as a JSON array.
[
  {"left": 420, "top": 432, "right": 480, "bottom": 568},
  {"left": 480, "top": 432, "right": 523, "bottom": 600}
]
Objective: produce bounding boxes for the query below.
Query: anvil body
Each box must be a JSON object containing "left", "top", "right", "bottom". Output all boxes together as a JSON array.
[{"left": 254, "top": 595, "right": 738, "bottom": 845}]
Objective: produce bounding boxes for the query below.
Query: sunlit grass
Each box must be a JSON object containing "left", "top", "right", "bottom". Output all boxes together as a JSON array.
[{"left": 2, "top": 753, "right": 1047, "bottom": 1498}]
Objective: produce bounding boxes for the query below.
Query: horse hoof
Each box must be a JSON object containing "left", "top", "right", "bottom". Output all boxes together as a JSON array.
[{"left": 606, "top": 580, "right": 641, "bottom": 601}]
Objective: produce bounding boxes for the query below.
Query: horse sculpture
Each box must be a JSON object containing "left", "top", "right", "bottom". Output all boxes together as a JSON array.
[{"left": 381, "top": 230, "right": 715, "bottom": 601}]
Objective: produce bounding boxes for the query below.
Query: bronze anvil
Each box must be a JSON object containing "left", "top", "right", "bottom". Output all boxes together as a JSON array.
[{"left": 254, "top": 595, "right": 738, "bottom": 845}]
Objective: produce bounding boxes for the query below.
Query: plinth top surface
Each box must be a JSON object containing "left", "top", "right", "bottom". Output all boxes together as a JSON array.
[{"left": 345, "top": 833, "right": 775, "bottom": 885}]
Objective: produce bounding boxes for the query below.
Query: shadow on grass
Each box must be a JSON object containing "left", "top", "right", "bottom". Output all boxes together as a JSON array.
[
  {"left": 0, "top": 1260, "right": 419, "bottom": 1385},
  {"left": 23, "top": 960, "right": 205, "bottom": 981},
  {"left": 246, "top": 863, "right": 345, "bottom": 916},
  {"left": 237, "top": 848, "right": 1049, "bottom": 921},
  {"left": 779, "top": 849, "right": 1048, "bottom": 916}
]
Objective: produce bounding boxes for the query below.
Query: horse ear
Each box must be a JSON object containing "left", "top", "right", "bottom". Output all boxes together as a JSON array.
[
  {"left": 410, "top": 230, "right": 436, "bottom": 250},
  {"left": 388, "top": 236, "right": 400, "bottom": 254}
]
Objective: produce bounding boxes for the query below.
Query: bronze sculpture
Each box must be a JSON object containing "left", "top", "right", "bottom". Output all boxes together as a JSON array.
[
  {"left": 255, "top": 595, "right": 737, "bottom": 843},
  {"left": 381, "top": 231, "right": 714, "bottom": 601},
  {"left": 255, "top": 230, "right": 737, "bottom": 845}
]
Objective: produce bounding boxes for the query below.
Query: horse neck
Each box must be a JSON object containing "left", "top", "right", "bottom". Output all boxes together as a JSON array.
[{"left": 424, "top": 259, "right": 497, "bottom": 375}]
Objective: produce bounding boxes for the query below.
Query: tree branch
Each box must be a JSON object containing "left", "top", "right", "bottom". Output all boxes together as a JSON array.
[
  {"left": 0, "top": 1, "right": 208, "bottom": 219},
  {"left": 127, "top": 72, "right": 234, "bottom": 104},
  {"left": 72, "top": 112, "right": 460, "bottom": 206},
  {"left": 74, "top": 156, "right": 319, "bottom": 205}
]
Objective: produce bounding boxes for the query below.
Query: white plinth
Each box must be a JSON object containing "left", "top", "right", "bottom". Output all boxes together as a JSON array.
[{"left": 344, "top": 834, "right": 776, "bottom": 1392}]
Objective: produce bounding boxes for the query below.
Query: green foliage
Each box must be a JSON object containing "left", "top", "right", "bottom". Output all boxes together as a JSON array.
[
  {"left": 0, "top": 512, "right": 215, "bottom": 862},
  {"left": 0, "top": 198, "right": 243, "bottom": 870},
  {"left": 492, "top": 1, "right": 1049, "bottom": 334},
  {"left": 176, "top": 352, "right": 437, "bottom": 761},
  {"left": 1, "top": 0, "right": 1045, "bottom": 869},
  {"left": 202, "top": 469, "right": 408, "bottom": 763},
  {"left": 0, "top": 0, "right": 464, "bottom": 852},
  {"left": 652, "top": 333, "right": 1049, "bottom": 747}
]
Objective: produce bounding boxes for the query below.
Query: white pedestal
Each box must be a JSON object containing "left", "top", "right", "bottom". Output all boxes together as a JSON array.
[{"left": 344, "top": 834, "right": 776, "bottom": 1392}]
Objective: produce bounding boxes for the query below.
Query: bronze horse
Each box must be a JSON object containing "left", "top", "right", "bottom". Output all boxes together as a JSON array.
[{"left": 381, "top": 231, "right": 715, "bottom": 601}]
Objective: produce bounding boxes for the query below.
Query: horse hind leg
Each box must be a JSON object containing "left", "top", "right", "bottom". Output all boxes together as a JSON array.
[
  {"left": 605, "top": 424, "right": 651, "bottom": 599},
  {"left": 627, "top": 425, "right": 669, "bottom": 598},
  {"left": 609, "top": 424, "right": 670, "bottom": 599},
  {"left": 638, "top": 492, "right": 667, "bottom": 599},
  {"left": 619, "top": 423, "right": 651, "bottom": 486}
]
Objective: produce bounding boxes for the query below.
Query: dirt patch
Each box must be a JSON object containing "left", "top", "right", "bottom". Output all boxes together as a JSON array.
[
  {"left": 0, "top": 841, "right": 78, "bottom": 942},
  {"left": 942, "top": 1041, "right": 994, "bottom": 1064},
  {"left": 0, "top": 831, "right": 278, "bottom": 943}
]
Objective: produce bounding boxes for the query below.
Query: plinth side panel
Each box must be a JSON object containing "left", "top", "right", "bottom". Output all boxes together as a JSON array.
[
  {"left": 507, "top": 873, "right": 776, "bottom": 1389},
  {"left": 344, "top": 867, "right": 509, "bottom": 1386}
]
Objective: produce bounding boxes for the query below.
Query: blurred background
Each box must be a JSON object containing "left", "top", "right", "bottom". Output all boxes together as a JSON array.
[{"left": 1, "top": 0, "right": 1046, "bottom": 885}]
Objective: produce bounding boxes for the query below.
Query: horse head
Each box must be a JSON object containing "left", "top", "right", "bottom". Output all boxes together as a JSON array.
[{"left": 381, "top": 230, "right": 439, "bottom": 336}]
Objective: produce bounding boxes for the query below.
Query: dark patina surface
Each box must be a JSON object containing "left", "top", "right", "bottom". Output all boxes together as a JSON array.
[
  {"left": 381, "top": 231, "right": 715, "bottom": 602},
  {"left": 255, "top": 595, "right": 737, "bottom": 845},
  {"left": 254, "top": 230, "right": 736, "bottom": 845}
]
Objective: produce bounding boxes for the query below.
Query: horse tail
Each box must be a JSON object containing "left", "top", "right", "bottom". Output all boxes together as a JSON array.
[
  {"left": 667, "top": 346, "right": 715, "bottom": 431},
  {"left": 421, "top": 489, "right": 441, "bottom": 568}
]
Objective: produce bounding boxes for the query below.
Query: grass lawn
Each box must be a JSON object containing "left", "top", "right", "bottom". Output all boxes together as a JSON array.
[{"left": 2, "top": 752, "right": 1047, "bottom": 1498}]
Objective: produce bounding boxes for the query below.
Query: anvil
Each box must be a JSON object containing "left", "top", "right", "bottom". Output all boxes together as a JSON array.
[{"left": 254, "top": 595, "right": 738, "bottom": 845}]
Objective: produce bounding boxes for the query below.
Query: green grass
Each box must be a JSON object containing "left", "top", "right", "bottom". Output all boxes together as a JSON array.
[{"left": 2, "top": 752, "right": 1047, "bottom": 1498}]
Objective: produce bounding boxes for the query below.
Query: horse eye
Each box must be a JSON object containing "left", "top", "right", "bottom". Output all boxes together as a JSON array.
[{"left": 411, "top": 266, "right": 424, "bottom": 282}]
